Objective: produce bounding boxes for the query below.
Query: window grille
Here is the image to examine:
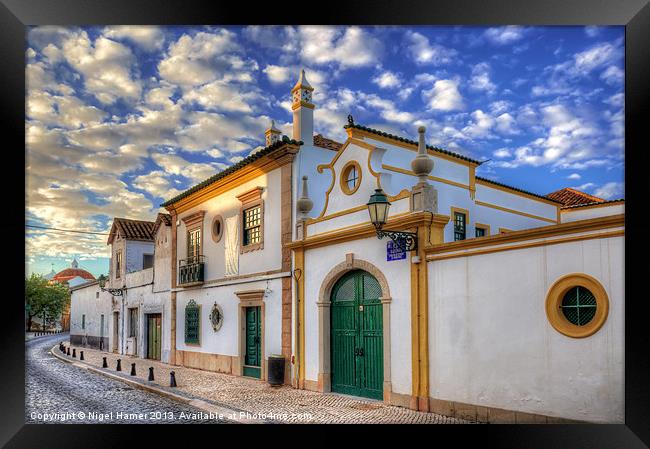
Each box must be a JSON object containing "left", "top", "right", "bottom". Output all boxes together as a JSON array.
[
  {"left": 560, "top": 286, "right": 597, "bottom": 326},
  {"left": 185, "top": 300, "right": 200, "bottom": 344}
]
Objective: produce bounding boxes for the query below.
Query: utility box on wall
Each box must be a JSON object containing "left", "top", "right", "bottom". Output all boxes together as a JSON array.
[{"left": 125, "top": 337, "right": 137, "bottom": 356}]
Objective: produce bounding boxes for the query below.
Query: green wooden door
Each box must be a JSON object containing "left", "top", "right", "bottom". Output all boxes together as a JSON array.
[
  {"left": 147, "top": 314, "right": 161, "bottom": 360},
  {"left": 331, "top": 270, "right": 383, "bottom": 400},
  {"left": 243, "top": 306, "right": 261, "bottom": 378}
]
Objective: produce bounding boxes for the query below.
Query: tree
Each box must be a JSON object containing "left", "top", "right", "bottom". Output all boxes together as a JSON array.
[{"left": 25, "top": 274, "right": 69, "bottom": 331}]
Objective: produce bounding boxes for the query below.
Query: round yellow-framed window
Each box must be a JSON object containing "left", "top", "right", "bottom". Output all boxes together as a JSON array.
[
  {"left": 545, "top": 273, "right": 609, "bottom": 338},
  {"left": 340, "top": 161, "right": 362, "bottom": 195}
]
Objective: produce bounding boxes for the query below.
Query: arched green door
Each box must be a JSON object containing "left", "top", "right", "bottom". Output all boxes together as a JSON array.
[{"left": 331, "top": 270, "right": 383, "bottom": 400}]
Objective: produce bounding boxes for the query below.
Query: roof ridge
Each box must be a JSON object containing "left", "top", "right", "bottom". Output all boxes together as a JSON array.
[
  {"left": 475, "top": 176, "right": 564, "bottom": 204},
  {"left": 161, "top": 137, "right": 303, "bottom": 208},
  {"left": 343, "top": 122, "right": 481, "bottom": 165}
]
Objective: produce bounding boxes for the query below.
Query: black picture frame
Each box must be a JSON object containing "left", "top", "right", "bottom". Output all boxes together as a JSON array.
[{"left": 5, "top": 0, "right": 648, "bottom": 447}]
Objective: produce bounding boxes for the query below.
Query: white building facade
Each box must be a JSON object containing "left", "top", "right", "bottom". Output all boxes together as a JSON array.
[{"left": 70, "top": 70, "right": 624, "bottom": 424}]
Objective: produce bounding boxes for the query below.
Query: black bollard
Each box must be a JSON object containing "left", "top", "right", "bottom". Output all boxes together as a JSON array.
[
  {"left": 116, "top": 359, "right": 122, "bottom": 371},
  {"left": 130, "top": 363, "right": 136, "bottom": 376},
  {"left": 102, "top": 357, "right": 108, "bottom": 368},
  {"left": 72, "top": 348, "right": 76, "bottom": 358},
  {"left": 80, "top": 351, "right": 84, "bottom": 361},
  {"left": 148, "top": 367, "right": 154, "bottom": 381},
  {"left": 66, "top": 347, "right": 70, "bottom": 356},
  {"left": 170, "top": 371, "right": 177, "bottom": 387}
]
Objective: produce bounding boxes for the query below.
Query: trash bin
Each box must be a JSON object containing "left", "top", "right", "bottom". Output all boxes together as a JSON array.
[{"left": 268, "top": 354, "right": 285, "bottom": 386}]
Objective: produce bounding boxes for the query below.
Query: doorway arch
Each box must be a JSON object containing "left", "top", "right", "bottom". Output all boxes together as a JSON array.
[{"left": 317, "top": 255, "right": 392, "bottom": 402}]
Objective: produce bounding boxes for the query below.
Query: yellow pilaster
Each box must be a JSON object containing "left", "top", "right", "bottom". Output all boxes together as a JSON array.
[{"left": 295, "top": 247, "right": 306, "bottom": 389}]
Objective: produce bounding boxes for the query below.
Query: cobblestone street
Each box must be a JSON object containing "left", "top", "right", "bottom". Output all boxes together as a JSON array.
[
  {"left": 26, "top": 334, "right": 227, "bottom": 423},
  {"left": 59, "top": 340, "right": 471, "bottom": 424}
]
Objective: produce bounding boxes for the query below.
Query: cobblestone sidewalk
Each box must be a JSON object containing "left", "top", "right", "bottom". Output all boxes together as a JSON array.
[{"left": 60, "top": 343, "right": 471, "bottom": 424}]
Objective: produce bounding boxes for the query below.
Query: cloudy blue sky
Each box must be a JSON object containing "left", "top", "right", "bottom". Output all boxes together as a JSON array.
[{"left": 25, "top": 25, "right": 625, "bottom": 277}]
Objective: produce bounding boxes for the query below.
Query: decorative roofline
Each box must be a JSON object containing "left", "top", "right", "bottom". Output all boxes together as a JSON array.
[
  {"left": 475, "top": 176, "right": 564, "bottom": 204},
  {"left": 161, "top": 137, "right": 303, "bottom": 208},
  {"left": 343, "top": 122, "right": 481, "bottom": 165}
]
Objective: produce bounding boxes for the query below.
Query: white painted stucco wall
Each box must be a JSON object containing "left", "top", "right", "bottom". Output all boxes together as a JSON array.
[
  {"left": 175, "top": 168, "right": 283, "bottom": 281},
  {"left": 303, "top": 237, "right": 413, "bottom": 396},
  {"left": 561, "top": 203, "right": 624, "bottom": 223},
  {"left": 126, "top": 240, "right": 155, "bottom": 273},
  {"left": 427, "top": 234, "right": 624, "bottom": 423},
  {"left": 70, "top": 282, "right": 112, "bottom": 346}
]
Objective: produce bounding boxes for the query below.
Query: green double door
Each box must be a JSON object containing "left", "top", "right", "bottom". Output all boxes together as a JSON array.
[
  {"left": 243, "top": 306, "right": 262, "bottom": 379},
  {"left": 147, "top": 314, "right": 161, "bottom": 360},
  {"left": 331, "top": 270, "right": 384, "bottom": 400}
]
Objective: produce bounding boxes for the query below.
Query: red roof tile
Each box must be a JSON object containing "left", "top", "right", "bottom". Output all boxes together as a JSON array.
[
  {"left": 107, "top": 217, "right": 155, "bottom": 244},
  {"left": 546, "top": 188, "right": 605, "bottom": 207}
]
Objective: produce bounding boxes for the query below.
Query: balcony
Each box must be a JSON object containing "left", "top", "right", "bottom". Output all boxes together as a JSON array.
[{"left": 178, "top": 255, "right": 205, "bottom": 287}]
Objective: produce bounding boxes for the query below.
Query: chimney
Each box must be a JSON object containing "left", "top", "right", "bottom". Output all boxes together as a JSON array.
[
  {"left": 291, "top": 69, "right": 314, "bottom": 145},
  {"left": 265, "top": 120, "right": 281, "bottom": 146}
]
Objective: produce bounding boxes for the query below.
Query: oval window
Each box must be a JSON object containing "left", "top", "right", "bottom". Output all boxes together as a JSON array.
[
  {"left": 211, "top": 215, "right": 224, "bottom": 243},
  {"left": 340, "top": 161, "right": 362, "bottom": 195}
]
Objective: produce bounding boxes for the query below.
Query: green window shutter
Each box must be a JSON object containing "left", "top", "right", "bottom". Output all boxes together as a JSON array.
[
  {"left": 454, "top": 212, "right": 466, "bottom": 241},
  {"left": 185, "top": 299, "right": 200, "bottom": 344}
]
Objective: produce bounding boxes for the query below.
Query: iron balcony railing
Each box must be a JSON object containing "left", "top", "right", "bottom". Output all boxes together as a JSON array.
[{"left": 178, "top": 255, "right": 205, "bottom": 286}]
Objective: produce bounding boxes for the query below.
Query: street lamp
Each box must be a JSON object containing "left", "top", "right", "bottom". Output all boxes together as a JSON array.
[
  {"left": 98, "top": 275, "right": 125, "bottom": 296},
  {"left": 367, "top": 188, "right": 417, "bottom": 252}
]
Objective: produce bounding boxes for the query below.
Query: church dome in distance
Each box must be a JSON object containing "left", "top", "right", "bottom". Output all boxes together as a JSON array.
[{"left": 51, "top": 258, "right": 95, "bottom": 284}]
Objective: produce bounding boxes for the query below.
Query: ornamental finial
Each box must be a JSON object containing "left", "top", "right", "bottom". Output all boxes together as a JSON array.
[
  {"left": 347, "top": 114, "right": 354, "bottom": 126},
  {"left": 411, "top": 126, "right": 434, "bottom": 184}
]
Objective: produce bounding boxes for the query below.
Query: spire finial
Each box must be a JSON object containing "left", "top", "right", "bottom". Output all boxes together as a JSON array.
[
  {"left": 411, "top": 126, "right": 434, "bottom": 185},
  {"left": 297, "top": 175, "right": 313, "bottom": 219}
]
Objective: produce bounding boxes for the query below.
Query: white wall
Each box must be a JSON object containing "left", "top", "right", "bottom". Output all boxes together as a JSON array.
[
  {"left": 175, "top": 277, "right": 284, "bottom": 359},
  {"left": 126, "top": 240, "right": 155, "bottom": 273},
  {"left": 561, "top": 203, "right": 624, "bottom": 223},
  {"left": 303, "top": 236, "right": 413, "bottom": 396},
  {"left": 176, "top": 168, "right": 283, "bottom": 281},
  {"left": 427, "top": 234, "right": 624, "bottom": 423},
  {"left": 70, "top": 282, "right": 112, "bottom": 347}
]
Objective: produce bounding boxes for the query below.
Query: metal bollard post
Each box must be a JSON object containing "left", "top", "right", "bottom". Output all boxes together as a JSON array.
[
  {"left": 80, "top": 351, "right": 84, "bottom": 361},
  {"left": 116, "top": 359, "right": 122, "bottom": 371},
  {"left": 102, "top": 357, "right": 108, "bottom": 368},
  {"left": 148, "top": 367, "right": 154, "bottom": 381},
  {"left": 130, "top": 363, "right": 136, "bottom": 376},
  {"left": 72, "top": 348, "right": 76, "bottom": 358},
  {"left": 66, "top": 347, "right": 70, "bottom": 356},
  {"left": 170, "top": 371, "right": 177, "bottom": 387}
]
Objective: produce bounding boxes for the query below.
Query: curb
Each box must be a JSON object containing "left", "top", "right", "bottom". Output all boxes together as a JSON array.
[{"left": 50, "top": 345, "right": 269, "bottom": 424}]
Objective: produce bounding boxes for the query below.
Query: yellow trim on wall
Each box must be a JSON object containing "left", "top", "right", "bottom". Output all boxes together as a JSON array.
[
  {"left": 475, "top": 200, "right": 557, "bottom": 224},
  {"left": 340, "top": 160, "right": 362, "bottom": 195},
  {"left": 313, "top": 138, "right": 381, "bottom": 219},
  {"left": 381, "top": 164, "right": 470, "bottom": 191},
  {"left": 469, "top": 165, "right": 476, "bottom": 200},
  {"left": 498, "top": 227, "right": 513, "bottom": 234},
  {"left": 288, "top": 211, "right": 451, "bottom": 250},
  {"left": 306, "top": 189, "right": 411, "bottom": 226},
  {"left": 561, "top": 200, "right": 625, "bottom": 211},
  {"left": 347, "top": 127, "right": 480, "bottom": 167},
  {"left": 426, "top": 229, "right": 624, "bottom": 262},
  {"left": 475, "top": 178, "right": 562, "bottom": 207},
  {"left": 425, "top": 214, "right": 624, "bottom": 256},
  {"left": 545, "top": 273, "right": 610, "bottom": 338}
]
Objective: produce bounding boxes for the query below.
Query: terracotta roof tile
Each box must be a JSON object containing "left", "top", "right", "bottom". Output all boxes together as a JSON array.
[
  {"left": 152, "top": 213, "right": 172, "bottom": 235},
  {"left": 546, "top": 188, "right": 605, "bottom": 207},
  {"left": 108, "top": 217, "right": 155, "bottom": 244},
  {"left": 313, "top": 134, "right": 343, "bottom": 151}
]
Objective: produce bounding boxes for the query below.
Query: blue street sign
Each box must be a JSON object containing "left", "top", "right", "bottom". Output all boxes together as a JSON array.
[{"left": 387, "top": 240, "right": 406, "bottom": 261}]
